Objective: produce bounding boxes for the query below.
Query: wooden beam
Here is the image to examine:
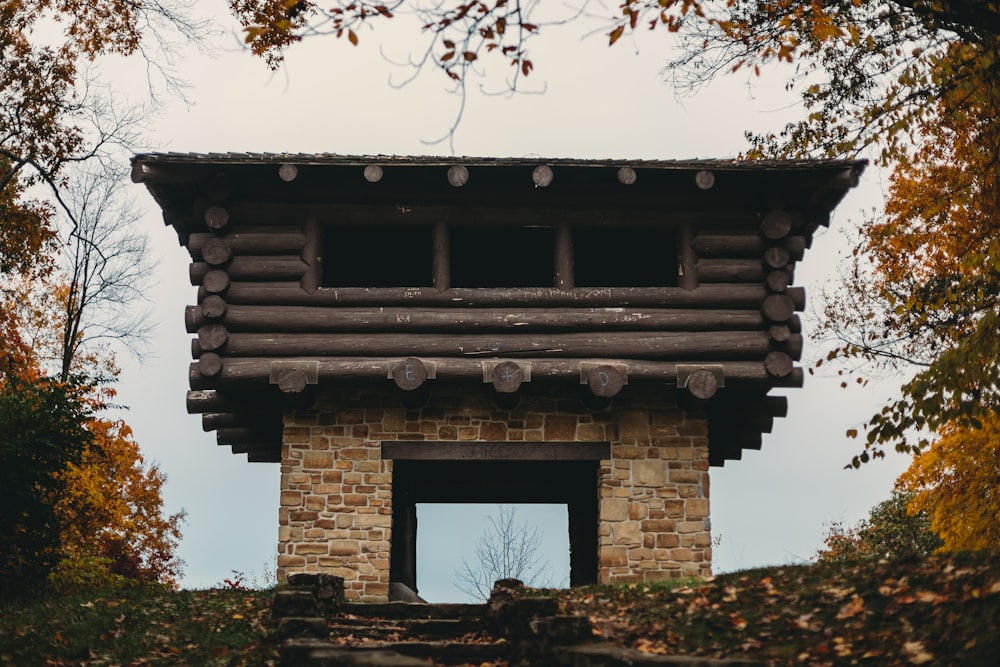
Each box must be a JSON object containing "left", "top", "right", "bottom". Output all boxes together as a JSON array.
[
  {"left": 696, "top": 259, "right": 764, "bottom": 282},
  {"left": 188, "top": 230, "right": 306, "bottom": 258},
  {"left": 182, "top": 305, "right": 771, "bottom": 334},
  {"left": 190, "top": 257, "right": 309, "bottom": 284},
  {"left": 216, "top": 330, "right": 790, "bottom": 359},
  {"left": 219, "top": 284, "right": 792, "bottom": 308},
  {"left": 692, "top": 234, "right": 805, "bottom": 260},
  {"left": 189, "top": 357, "right": 805, "bottom": 390},
  {"left": 490, "top": 361, "right": 524, "bottom": 393},
  {"left": 382, "top": 441, "right": 611, "bottom": 461}
]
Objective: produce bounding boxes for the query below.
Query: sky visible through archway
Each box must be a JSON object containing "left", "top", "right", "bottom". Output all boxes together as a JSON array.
[{"left": 416, "top": 504, "right": 570, "bottom": 603}]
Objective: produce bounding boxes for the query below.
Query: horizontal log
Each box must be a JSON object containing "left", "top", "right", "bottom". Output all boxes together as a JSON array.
[
  {"left": 190, "top": 257, "right": 309, "bottom": 285},
  {"left": 202, "top": 412, "right": 279, "bottom": 432},
  {"left": 691, "top": 234, "right": 806, "bottom": 260},
  {"left": 217, "top": 426, "right": 282, "bottom": 445},
  {"left": 247, "top": 450, "right": 281, "bottom": 463},
  {"left": 216, "top": 331, "right": 796, "bottom": 360},
  {"left": 182, "top": 305, "right": 771, "bottom": 334},
  {"left": 696, "top": 259, "right": 764, "bottom": 282},
  {"left": 221, "top": 201, "right": 760, "bottom": 228},
  {"left": 186, "top": 358, "right": 804, "bottom": 393},
  {"left": 188, "top": 229, "right": 307, "bottom": 258},
  {"left": 186, "top": 390, "right": 279, "bottom": 414},
  {"left": 220, "top": 284, "right": 802, "bottom": 309},
  {"left": 760, "top": 210, "right": 794, "bottom": 240}
]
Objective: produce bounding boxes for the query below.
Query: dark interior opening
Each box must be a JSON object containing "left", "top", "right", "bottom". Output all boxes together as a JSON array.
[
  {"left": 323, "top": 225, "right": 432, "bottom": 287},
  {"left": 450, "top": 226, "right": 555, "bottom": 288},
  {"left": 574, "top": 227, "right": 678, "bottom": 287},
  {"left": 386, "top": 447, "right": 605, "bottom": 596}
]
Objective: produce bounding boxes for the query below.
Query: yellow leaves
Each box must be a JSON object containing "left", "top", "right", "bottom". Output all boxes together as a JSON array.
[{"left": 902, "top": 640, "right": 934, "bottom": 664}]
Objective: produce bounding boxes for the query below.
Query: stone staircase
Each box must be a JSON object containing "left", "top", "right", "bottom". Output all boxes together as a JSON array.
[{"left": 271, "top": 575, "right": 763, "bottom": 667}]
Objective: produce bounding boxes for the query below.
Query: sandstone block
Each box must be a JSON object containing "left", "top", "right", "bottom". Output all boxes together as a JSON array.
[
  {"left": 628, "top": 503, "right": 648, "bottom": 520},
  {"left": 678, "top": 520, "right": 706, "bottom": 534},
  {"left": 633, "top": 460, "right": 667, "bottom": 487},
  {"left": 669, "top": 469, "right": 700, "bottom": 484},
  {"left": 280, "top": 491, "right": 302, "bottom": 506},
  {"left": 612, "top": 521, "right": 641, "bottom": 546},
  {"left": 543, "top": 414, "right": 577, "bottom": 440},
  {"left": 302, "top": 451, "right": 334, "bottom": 469},
  {"left": 355, "top": 513, "right": 391, "bottom": 528},
  {"left": 283, "top": 427, "right": 312, "bottom": 443},
  {"left": 599, "top": 546, "right": 628, "bottom": 567},
  {"left": 686, "top": 498, "right": 710, "bottom": 518},
  {"left": 295, "top": 543, "right": 329, "bottom": 555}
]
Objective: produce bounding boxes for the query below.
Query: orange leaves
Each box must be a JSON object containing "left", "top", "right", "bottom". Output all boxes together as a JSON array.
[
  {"left": 55, "top": 417, "right": 185, "bottom": 585},
  {"left": 896, "top": 414, "right": 1000, "bottom": 553}
]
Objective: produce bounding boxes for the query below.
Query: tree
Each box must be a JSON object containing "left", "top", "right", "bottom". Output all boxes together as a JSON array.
[
  {"left": 231, "top": 2, "right": 1000, "bottom": 463},
  {"left": 54, "top": 417, "right": 185, "bottom": 586},
  {"left": 454, "top": 504, "right": 552, "bottom": 601},
  {"left": 896, "top": 414, "right": 1000, "bottom": 552},
  {"left": 0, "top": 376, "right": 93, "bottom": 598},
  {"left": 816, "top": 491, "right": 942, "bottom": 564},
  {"left": 0, "top": 0, "right": 204, "bottom": 276}
]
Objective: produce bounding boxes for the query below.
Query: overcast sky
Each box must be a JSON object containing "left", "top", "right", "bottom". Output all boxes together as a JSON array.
[{"left": 97, "top": 4, "right": 911, "bottom": 600}]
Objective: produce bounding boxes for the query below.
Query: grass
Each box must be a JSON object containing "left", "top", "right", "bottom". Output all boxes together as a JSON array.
[
  {"left": 0, "top": 585, "right": 279, "bottom": 666},
  {"left": 1, "top": 551, "right": 997, "bottom": 666}
]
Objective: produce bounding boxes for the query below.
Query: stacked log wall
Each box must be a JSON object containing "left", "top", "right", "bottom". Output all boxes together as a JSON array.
[{"left": 179, "top": 195, "right": 814, "bottom": 465}]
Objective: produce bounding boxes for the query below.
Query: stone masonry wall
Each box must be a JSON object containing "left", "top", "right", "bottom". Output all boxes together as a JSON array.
[{"left": 278, "top": 386, "right": 711, "bottom": 602}]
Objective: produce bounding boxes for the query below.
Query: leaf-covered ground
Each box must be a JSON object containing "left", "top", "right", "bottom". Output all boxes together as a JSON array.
[
  {"left": 560, "top": 551, "right": 1000, "bottom": 665},
  {"left": 1, "top": 552, "right": 997, "bottom": 666},
  {"left": 0, "top": 586, "right": 278, "bottom": 666}
]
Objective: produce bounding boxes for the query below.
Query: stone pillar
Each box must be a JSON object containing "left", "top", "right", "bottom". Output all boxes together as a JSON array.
[
  {"left": 597, "top": 403, "right": 712, "bottom": 582},
  {"left": 278, "top": 407, "right": 393, "bottom": 602}
]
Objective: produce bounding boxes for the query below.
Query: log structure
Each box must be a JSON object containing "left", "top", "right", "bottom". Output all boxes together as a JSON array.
[{"left": 134, "top": 153, "right": 863, "bottom": 600}]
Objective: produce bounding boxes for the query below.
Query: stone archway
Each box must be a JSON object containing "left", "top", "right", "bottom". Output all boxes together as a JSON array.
[{"left": 382, "top": 442, "right": 610, "bottom": 595}]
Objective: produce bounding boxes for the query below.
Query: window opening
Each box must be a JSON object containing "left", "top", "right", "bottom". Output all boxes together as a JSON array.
[
  {"left": 450, "top": 226, "right": 555, "bottom": 288},
  {"left": 574, "top": 227, "right": 678, "bottom": 287},
  {"left": 323, "top": 225, "right": 432, "bottom": 287}
]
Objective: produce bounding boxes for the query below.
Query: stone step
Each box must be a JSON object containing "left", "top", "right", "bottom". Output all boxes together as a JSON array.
[
  {"left": 329, "top": 617, "right": 484, "bottom": 640},
  {"left": 282, "top": 637, "right": 510, "bottom": 667},
  {"left": 554, "top": 644, "right": 766, "bottom": 667},
  {"left": 340, "top": 602, "right": 487, "bottom": 620}
]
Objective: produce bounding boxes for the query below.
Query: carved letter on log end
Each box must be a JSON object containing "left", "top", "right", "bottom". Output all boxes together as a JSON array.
[
  {"left": 392, "top": 358, "right": 428, "bottom": 391},
  {"left": 491, "top": 361, "right": 524, "bottom": 394},
  {"left": 587, "top": 365, "right": 626, "bottom": 398}
]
